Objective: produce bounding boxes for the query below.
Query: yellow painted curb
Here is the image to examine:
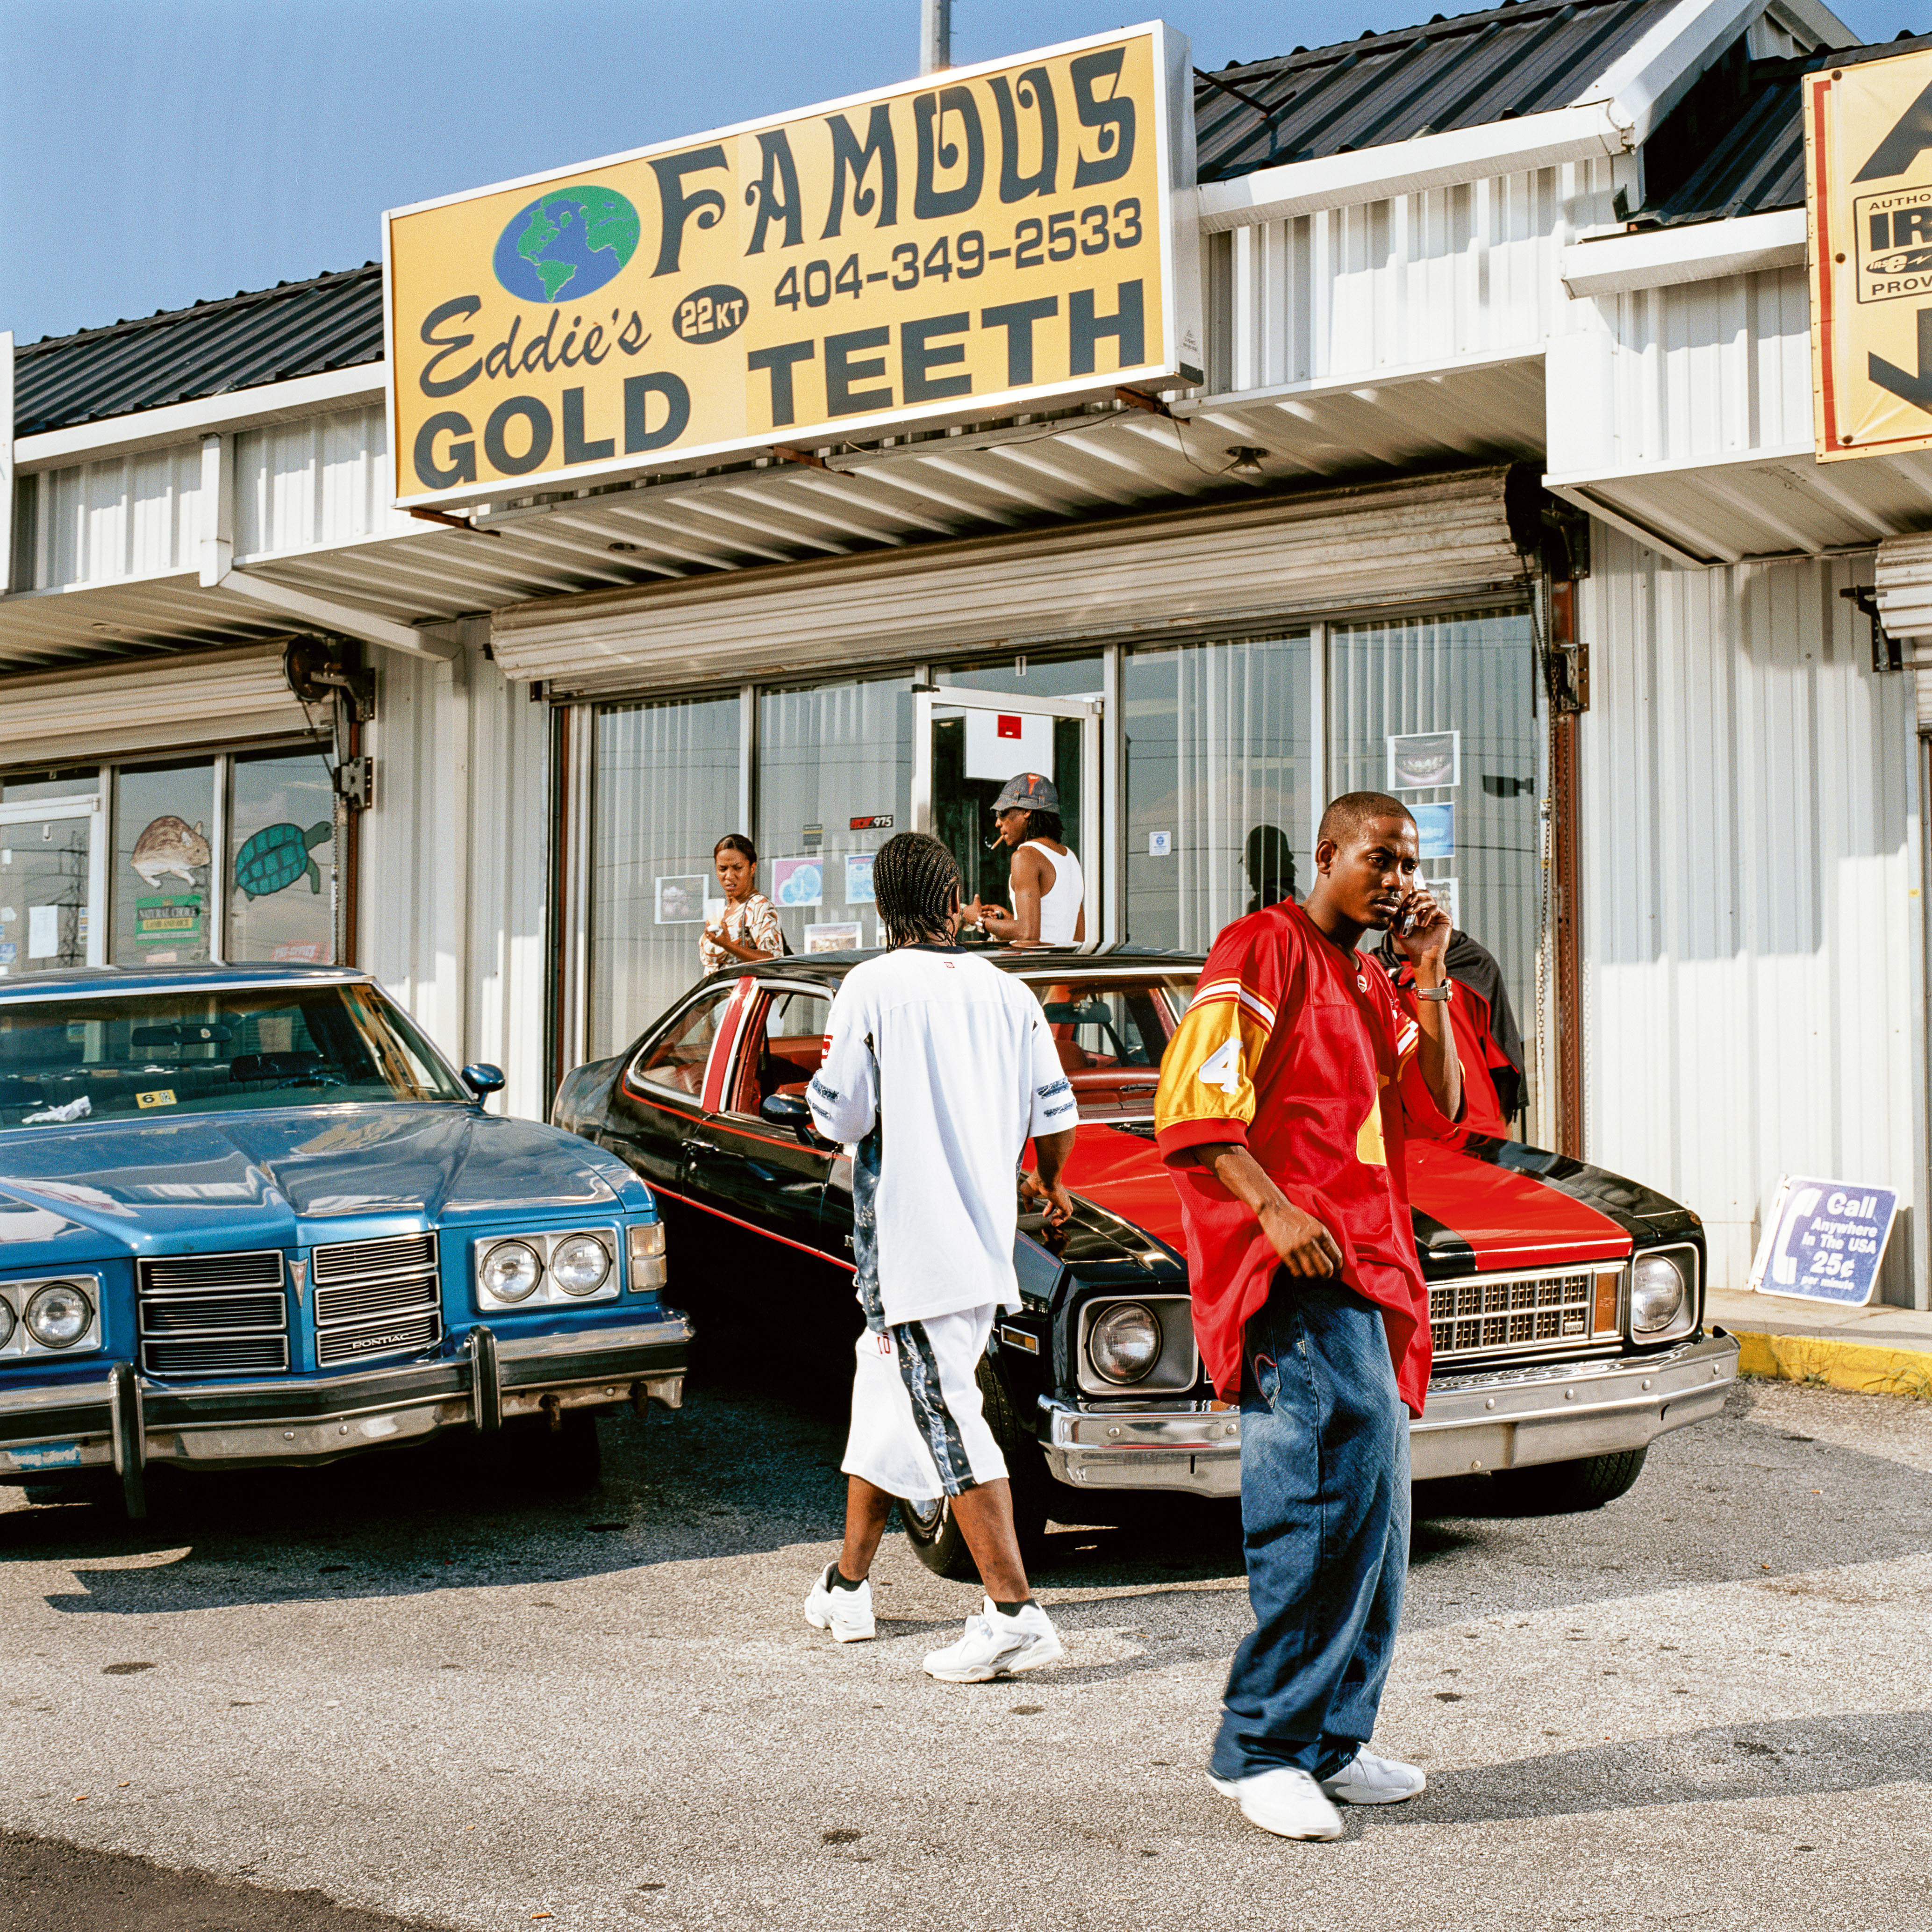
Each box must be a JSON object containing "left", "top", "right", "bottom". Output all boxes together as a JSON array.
[{"left": 1734, "top": 1328, "right": 1932, "bottom": 1399}]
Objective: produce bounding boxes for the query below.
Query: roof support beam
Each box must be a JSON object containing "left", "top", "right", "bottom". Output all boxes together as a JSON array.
[{"left": 197, "top": 435, "right": 458, "bottom": 662}]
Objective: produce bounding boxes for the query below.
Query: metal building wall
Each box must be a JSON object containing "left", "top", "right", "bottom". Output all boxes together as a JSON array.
[
  {"left": 235, "top": 403, "right": 413, "bottom": 556},
  {"left": 359, "top": 634, "right": 551, "bottom": 1121},
  {"left": 1214, "top": 157, "right": 1626, "bottom": 394},
  {"left": 19, "top": 442, "right": 203, "bottom": 588},
  {"left": 1581, "top": 526, "right": 1924, "bottom": 1306}
]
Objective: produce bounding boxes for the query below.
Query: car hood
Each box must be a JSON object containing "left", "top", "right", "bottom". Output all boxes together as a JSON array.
[
  {"left": 0, "top": 1105, "right": 643, "bottom": 1268},
  {"left": 1058, "top": 1123, "right": 1696, "bottom": 1278}
]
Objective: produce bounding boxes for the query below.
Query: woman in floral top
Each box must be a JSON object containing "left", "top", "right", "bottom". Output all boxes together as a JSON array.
[{"left": 700, "top": 833, "right": 785, "bottom": 973}]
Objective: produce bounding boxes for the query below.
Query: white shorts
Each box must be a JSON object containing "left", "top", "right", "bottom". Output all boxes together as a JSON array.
[{"left": 841, "top": 1305, "right": 1009, "bottom": 1503}]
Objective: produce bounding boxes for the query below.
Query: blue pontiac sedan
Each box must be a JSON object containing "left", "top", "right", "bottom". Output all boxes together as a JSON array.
[{"left": 0, "top": 964, "right": 691, "bottom": 1515}]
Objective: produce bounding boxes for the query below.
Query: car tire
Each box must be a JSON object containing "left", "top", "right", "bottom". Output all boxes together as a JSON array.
[
  {"left": 899, "top": 1355, "right": 1049, "bottom": 1580},
  {"left": 1489, "top": 1445, "right": 1648, "bottom": 1513}
]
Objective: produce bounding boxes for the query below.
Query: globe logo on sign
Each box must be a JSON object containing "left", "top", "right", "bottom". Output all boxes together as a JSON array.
[{"left": 492, "top": 184, "right": 640, "bottom": 304}]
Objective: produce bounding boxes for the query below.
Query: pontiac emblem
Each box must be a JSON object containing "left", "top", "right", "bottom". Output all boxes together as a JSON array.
[{"left": 289, "top": 1257, "right": 308, "bottom": 1307}]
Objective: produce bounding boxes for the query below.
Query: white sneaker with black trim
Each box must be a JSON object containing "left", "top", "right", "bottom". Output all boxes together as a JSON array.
[
  {"left": 803, "top": 1563, "right": 875, "bottom": 1642},
  {"left": 1319, "top": 1748, "right": 1426, "bottom": 1805},
  {"left": 921, "top": 1599, "right": 1064, "bottom": 1682},
  {"left": 1207, "top": 1767, "right": 1345, "bottom": 1841}
]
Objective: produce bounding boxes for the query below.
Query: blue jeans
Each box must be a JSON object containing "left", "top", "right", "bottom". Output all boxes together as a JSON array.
[{"left": 1209, "top": 1277, "right": 1411, "bottom": 1782}]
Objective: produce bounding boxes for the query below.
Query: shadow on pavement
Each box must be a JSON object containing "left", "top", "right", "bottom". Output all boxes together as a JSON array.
[{"left": 1380, "top": 1709, "right": 1932, "bottom": 1825}]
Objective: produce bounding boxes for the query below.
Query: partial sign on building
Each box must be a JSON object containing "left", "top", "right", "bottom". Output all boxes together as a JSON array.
[
  {"left": 1806, "top": 44, "right": 1932, "bottom": 461},
  {"left": 1747, "top": 1175, "right": 1900, "bottom": 1306},
  {"left": 385, "top": 23, "right": 1199, "bottom": 510}
]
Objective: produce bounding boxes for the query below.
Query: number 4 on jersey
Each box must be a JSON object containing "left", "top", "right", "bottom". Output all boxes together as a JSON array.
[{"left": 1195, "top": 1036, "right": 1244, "bottom": 1095}]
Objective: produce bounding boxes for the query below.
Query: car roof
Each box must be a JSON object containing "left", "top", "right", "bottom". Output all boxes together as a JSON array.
[
  {"left": 0, "top": 963, "right": 374, "bottom": 1000},
  {"left": 735, "top": 943, "right": 1206, "bottom": 990}
]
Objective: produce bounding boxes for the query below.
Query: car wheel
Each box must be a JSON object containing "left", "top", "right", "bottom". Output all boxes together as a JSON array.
[
  {"left": 899, "top": 1355, "right": 1049, "bottom": 1579},
  {"left": 1489, "top": 1446, "right": 1648, "bottom": 1513}
]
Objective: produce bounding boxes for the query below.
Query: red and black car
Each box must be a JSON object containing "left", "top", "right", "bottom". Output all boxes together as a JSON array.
[{"left": 553, "top": 949, "right": 1739, "bottom": 1574}]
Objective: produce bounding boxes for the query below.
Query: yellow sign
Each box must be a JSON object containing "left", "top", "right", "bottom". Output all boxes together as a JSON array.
[
  {"left": 1807, "top": 45, "right": 1932, "bottom": 460},
  {"left": 136, "top": 1089, "right": 177, "bottom": 1110},
  {"left": 385, "top": 23, "right": 1197, "bottom": 510}
]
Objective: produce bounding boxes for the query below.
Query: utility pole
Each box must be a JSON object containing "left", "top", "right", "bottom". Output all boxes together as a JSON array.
[{"left": 920, "top": 0, "right": 951, "bottom": 74}]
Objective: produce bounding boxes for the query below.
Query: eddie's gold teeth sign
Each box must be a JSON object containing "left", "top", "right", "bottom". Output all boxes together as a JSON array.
[{"left": 384, "top": 22, "right": 1199, "bottom": 511}]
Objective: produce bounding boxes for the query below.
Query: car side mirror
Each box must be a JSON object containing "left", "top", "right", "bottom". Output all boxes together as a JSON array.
[
  {"left": 463, "top": 1063, "right": 507, "bottom": 1098},
  {"left": 760, "top": 1091, "right": 822, "bottom": 1146}
]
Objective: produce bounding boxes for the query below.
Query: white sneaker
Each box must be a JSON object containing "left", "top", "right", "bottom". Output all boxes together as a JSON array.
[
  {"left": 803, "top": 1563, "right": 875, "bottom": 1643},
  {"left": 1207, "top": 1767, "right": 1345, "bottom": 1841},
  {"left": 1319, "top": 1747, "right": 1426, "bottom": 1805},
  {"left": 922, "top": 1599, "right": 1064, "bottom": 1682}
]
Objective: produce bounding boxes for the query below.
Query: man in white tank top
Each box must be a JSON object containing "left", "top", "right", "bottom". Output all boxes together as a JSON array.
[{"left": 966, "top": 771, "right": 1086, "bottom": 946}]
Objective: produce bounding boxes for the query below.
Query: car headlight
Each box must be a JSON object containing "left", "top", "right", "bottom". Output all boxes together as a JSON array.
[
  {"left": 1090, "top": 1302, "right": 1163, "bottom": 1384},
  {"left": 1630, "top": 1253, "right": 1687, "bottom": 1335},
  {"left": 550, "top": 1234, "right": 612, "bottom": 1297},
  {"left": 479, "top": 1240, "right": 543, "bottom": 1304},
  {"left": 0, "top": 1296, "right": 15, "bottom": 1350},
  {"left": 25, "top": 1280, "right": 93, "bottom": 1349},
  {"left": 627, "top": 1221, "right": 667, "bottom": 1289}
]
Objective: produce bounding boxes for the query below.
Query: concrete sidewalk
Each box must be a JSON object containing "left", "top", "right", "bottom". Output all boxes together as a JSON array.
[{"left": 1708, "top": 1285, "right": 1932, "bottom": 1399}]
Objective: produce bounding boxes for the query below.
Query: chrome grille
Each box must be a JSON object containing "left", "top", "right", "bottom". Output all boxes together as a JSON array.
[
  {"left": 141, "top": 1292, "right": 286, "bottom": 1335},
  {"left": 316, "top": 1309, "right": 439, "bottom": 1365},
  {"left": 312, "top": 1232, "right": 436, "bottom": 1282},
  {"left": 1429, "top": 1269, "right": 1596, "bottom": 1365},
  {"left": 137, "top": 1250, "right": 288, "bottom": 1378},
  {"left": 310, "top": 1232, "right": 440, "bottom": 1366},
  {"left": 145, "top": 1335, "right": 290, "bottom": 1376},
  {"left": 142, "top": 1250, "right": 282, "bottom": 1291}
]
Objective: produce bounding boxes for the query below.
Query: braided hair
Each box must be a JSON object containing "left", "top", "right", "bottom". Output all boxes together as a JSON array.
[{"left": 872, "top": 831, "right": 961, "bottom": 948}]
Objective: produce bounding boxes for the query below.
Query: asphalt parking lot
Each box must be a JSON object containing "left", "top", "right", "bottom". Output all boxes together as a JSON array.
[{"left": 2, "top": 1369, "right": 1929, "bottom": 1932}]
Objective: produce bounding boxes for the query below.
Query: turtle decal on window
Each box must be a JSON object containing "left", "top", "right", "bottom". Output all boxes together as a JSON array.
[{"left": 234, "top": 820, "right": 333, "bottom": 898}]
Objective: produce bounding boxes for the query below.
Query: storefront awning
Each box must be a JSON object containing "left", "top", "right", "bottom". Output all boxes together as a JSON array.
[{"left": 493, "top": 467, "right": 1530, "bottom": 699}]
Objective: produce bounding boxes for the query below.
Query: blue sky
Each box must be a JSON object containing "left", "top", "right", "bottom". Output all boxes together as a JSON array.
[{"left": 0, "top": 0, "right": 1917, "bottom": 347}]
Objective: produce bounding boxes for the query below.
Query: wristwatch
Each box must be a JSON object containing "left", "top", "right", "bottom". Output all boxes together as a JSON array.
[{"left": 1417, "top": 982, "right": 1453, "bottom": 1003}]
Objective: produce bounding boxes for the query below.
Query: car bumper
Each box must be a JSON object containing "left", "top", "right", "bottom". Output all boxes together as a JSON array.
[
  {"left": 1038, "top": 1329, "right": 1739, "bottom": 1498},
  {"left": 0, "top": 1313, "right": 694, "bottom": 1480}
]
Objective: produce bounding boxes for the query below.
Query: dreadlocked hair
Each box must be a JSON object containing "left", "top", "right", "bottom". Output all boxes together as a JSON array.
[{"left": 872, "top": 831, "right": 961, "bottom": 947}]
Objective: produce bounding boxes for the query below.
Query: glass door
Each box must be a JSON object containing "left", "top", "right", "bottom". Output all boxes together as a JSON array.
[
  {"left": 912, "top": 689, "right": 1102, "bottom": 944},
  {"left": 0, "top": 793, "right": 108, "bottom": 977}
]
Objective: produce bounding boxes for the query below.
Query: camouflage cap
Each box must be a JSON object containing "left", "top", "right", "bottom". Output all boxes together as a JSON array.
[{"left": 991, "top": 771, "right": 1059, "bottom": 814}]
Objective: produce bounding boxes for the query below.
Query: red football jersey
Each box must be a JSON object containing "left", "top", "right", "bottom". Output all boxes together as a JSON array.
[
  {"left": 1152, "top": 900, "right": 1432, "bottom": 1416},
  {"left": 1381, "top": 959, "right": 1514, "bottom": 1140}
]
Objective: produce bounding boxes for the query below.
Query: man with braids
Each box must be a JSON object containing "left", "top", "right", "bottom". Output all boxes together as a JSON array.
[
  {"left": 804, "top": 832, "right": 1080, "bottom": 1680},
  {"left": 1153, "top": 791, "right": 1462, "bottom": 1840}
]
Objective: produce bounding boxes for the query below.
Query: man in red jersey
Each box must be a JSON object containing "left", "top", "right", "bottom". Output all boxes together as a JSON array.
[
  {"left": 1374, "top": 923, "right": 1524, "bottom": 1138},
  {"left": 1152, "top": 792, "right": 1462, "bottom": 1842}
]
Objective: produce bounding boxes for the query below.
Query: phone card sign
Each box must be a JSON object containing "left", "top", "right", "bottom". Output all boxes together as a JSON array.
[{"left": 1747, "top": 1175, "right": 1899, "bottom": 1306}]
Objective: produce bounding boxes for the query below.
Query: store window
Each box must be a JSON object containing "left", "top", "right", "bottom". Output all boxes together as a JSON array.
[
  {"left": 1328, "top": 607, "right": 1539, "bottom": 1077},
  {"left": 1124, "top": 633, "right": 1314, "bottom": 951},
  {"left": 107, "top": 748, "right": 337, "bottom": 970},
  {"left": 227, "top": 749, "right": 338, "bottom": 963},
  {"left": 114, "top": 759, "right": 218, "bottom": 966},
  {"left": 590, "top": 694, "right": 739, "bottom": 1058},
  {"left": 756, "top": 677, "right": 913, "bottom": 957}
]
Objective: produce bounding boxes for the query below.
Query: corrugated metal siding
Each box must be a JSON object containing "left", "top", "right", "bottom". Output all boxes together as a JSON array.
[
  {"left": 14, "top": 266, "right": 383, "bottom": 436},
  {"left": 1215, "top": 157, "right": 1624, "bottom": 393},
  {"left": 359, "top": 638, "right": 551, "bottom": 1120},
  {"left": 1581, "top": 527, "right": 1920, "bottom": 1302},
  {"left": 1193, "top": 0, "right": 1670, "bottom": 182},
  {"left": 19, "top": 443, "right": 204, "bottom": 588},
  {"left": 1600, "top": 266, "right": 1812, "bottom": 468},
  {"left": 236, "top": 403, "right": 414, "bottom": 558}
]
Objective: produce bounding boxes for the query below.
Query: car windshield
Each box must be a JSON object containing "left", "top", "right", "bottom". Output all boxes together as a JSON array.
[
  {"left": 0, "top": 981, "right": 469, "bottom": 1131},
  {"left": 1021, "top": 973, "right": 1199, "bottom": 1121}
]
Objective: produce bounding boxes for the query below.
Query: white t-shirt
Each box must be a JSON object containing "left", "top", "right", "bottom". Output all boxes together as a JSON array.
[{"left": 808, "top": 946, "right": 1078, "bottom": 1329}]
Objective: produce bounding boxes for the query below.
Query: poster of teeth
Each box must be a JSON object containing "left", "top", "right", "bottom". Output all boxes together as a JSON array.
[{"left": 1387, "top": 731, "right": 1459, "bottom": 792}]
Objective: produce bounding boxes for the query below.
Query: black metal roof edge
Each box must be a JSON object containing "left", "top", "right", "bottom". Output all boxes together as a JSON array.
[
  {"left": 14, "top": 262, "right": 381, "bottom": 360},
  {"left": 1645, "top": 29, "right": 1932, "bottom": 227},
  {"left": 1195, "top": 0, "right": 1656, "bottom": 83}
]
